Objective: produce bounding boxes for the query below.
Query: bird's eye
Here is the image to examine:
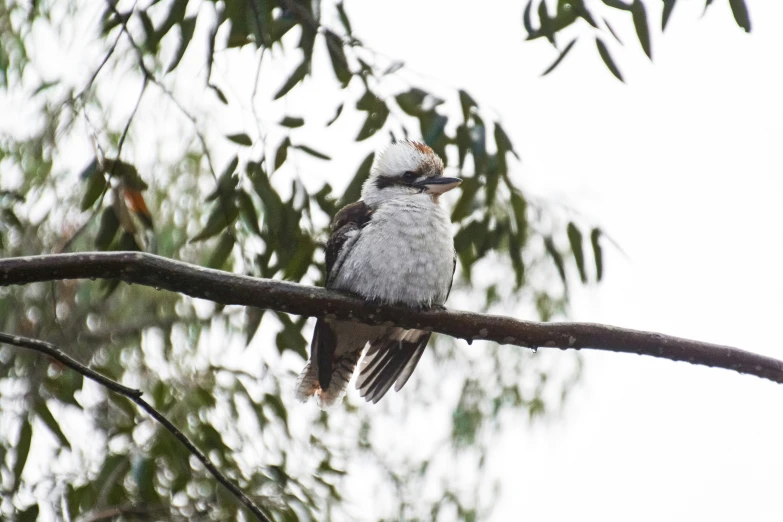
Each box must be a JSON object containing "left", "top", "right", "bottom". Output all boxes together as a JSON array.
[{"left": 402, "top": 171, "right": 417, "bottom": 183}]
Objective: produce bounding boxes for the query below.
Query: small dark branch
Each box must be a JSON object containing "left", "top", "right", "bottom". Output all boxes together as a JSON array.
[
  {"left": 0, "top": 332, "right": 142, "bottom": 398},
  {"left": 2, "top": 252, "right": 783, "bottom": 384},
  {"left": 0, "top": 331, "right": 272, "bottom": 522}
]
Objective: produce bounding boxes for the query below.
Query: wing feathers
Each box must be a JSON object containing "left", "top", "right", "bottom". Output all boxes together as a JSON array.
[{"left": 357, "top": 328, "right": 431, "bottom": 403}]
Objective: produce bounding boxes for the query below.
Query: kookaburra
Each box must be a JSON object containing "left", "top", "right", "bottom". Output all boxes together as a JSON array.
[{"left": 295, "top": 140, "right": 461, "bottom": 407}]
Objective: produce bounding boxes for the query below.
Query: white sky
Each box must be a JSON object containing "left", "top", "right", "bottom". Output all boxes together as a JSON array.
[{"left": 343, "top": 0, "right": 783, "bottom": 520}]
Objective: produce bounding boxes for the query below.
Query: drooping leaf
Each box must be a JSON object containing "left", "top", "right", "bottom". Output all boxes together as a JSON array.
[
  {"left": 591, "top": 228, "right": 604, "bottom": 281},
  {"left": 570, "top": 0, "right": 598, "bottom": 27},
  {"left": 227, "top": 133, "right": 253, "bottom": 146},
  {"left": 17, "top": 504, "right": 39, "bottom": 522},
  {"left": 325, "top": 30, "right": 351, "bottom": 87},
  {"left": 541, "top": 38, "right": 577, "bottom": 76},
  {"left": 274, "top": 59, "right": 309, "bottom": 99},
  {"left": 458, "top": 90, "right": 478, "bottom": 122},
  {"left": 356, "top": 103, "right": 389, "bottom": 141},
  {"left": 336, "top": 2, "right": 353, "bottom": 35},
  {"left": 280, "top": 116, "right": 305, "bottom": 128},
  {"left": 451, "top": 177, "right": 480, "bottom": 222},
  {"left": 630, "top": 0, "right": 652, "bottom": 59},
  {"left": 293, "top": 144, "right": 331, "bottom": 160},
  {"left": 34, "top": 400, "right": 70, "bottom": 449},
  {"left": 327, "top": 104, "right": 343, "bottom": 126},
  {"left": 210, "top": 84, "right": 228, "bottom": 104},
  {"left": 544, "top": 236, "right": 567, "bottom": 286},
  {"left": 728, "top": 0, "right": 751, "bottom": 32},
  {"left": 661, "top": 0, "right": 676, "bottom": 31},
  {"left": 604, "top": 18, "right": 623, "bottom": 44},
  {"left": 207, "top": 233, "right": 235, "bottom": 269},
  {"left": 237, "top": 190, "right": 262, "bottom": 236},
  {"left": 190, "top": 201, "right": 238, "bottom": 242},
  {"left": 275, "top": 137, "right": 291, "bottom": 171},
  {"left": 80, "top": 171, "right": 106, "bottom": 210},
  {"left": 166, "top": 16, "right": 197, "bottom": 73},
  {"left": 397, "top": 88, "right": 428, "bottom": 116},
  {"left": 567, "top": 222, "right": 587, "bottom": 283},
  {"left": 595, "top": 38, "right": 624, "bottom": 82},
  {"left": 12, "top": 419, "right": 32, "bottom": 492}
]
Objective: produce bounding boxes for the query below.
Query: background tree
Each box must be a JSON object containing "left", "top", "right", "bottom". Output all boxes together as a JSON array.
[{"left": 0, "top": 0, "right": 753, "bottom": 520}]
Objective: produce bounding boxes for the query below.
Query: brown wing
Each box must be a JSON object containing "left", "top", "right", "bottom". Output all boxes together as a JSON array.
[{"left": 314, "top": 201, "right": 373, "bottom": 390}]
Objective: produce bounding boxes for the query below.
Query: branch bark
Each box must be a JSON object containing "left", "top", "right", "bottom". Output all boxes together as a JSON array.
[
  {"left": 0, "top": 331, "right": 272, "bottom": 522},
  {"left": 1, "top": 252, "right": 782, "bottom": 384}
]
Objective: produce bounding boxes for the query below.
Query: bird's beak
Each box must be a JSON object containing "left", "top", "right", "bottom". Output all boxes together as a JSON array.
[{"left": 415, "top": 176, "right": 462, "bottom": 194}]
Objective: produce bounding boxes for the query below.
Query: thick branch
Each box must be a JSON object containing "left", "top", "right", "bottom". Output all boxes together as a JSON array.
[
  {"left": 2, "top": 252, "right": 782, "bottom": 384},
  {"left": 0, "top": 332, "right": 271, "bottom": 522}
]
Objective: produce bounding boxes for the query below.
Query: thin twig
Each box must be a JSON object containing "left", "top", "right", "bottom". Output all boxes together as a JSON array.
[
  {"left": 2, "top": 252, "right": 783, "bottom": 385},
  {"left": 0, "top": 331, "right": 272, "bottom": 522},
  {"left": 0, "top": 333, "right": 141, "bottom": 397}
]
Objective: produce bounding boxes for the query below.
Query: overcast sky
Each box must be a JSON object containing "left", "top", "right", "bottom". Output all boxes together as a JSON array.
[{"left": 342, "top": 1, "right": 783, "bottom": 520}]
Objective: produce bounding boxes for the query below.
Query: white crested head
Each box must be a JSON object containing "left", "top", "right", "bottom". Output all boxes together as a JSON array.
[{"left": 361, "top": 140, "right": 459, "bottom": 207}]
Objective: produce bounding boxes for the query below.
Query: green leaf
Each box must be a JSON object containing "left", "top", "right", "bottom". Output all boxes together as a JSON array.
[
  {"left": 293, "top": 144, "right": 331, "bottom": 160},
  {"left": 494, "top": 122, "right": 519, "bottom": 160},
  {"left": 537, "top": 1, "right": 555, "bottom": 45},
  {"left": 79, "top": 159, "right": 103, "bottom": 180},
  {"left": 237, "top": 190, "right": 262, "bottom": 236},
  {"left": 280, "top": 116, "right": 305, "bottom": 128},
  {"left": 139, "top": 10, "right": 158, "bottom": 52},
  {"left": 274, "top": 59, "right": 309, "bottom": 99},
  {"left": 338, "top": 152, "right": 374, "bottom": 207},
  {"left": 264, "top": 393, "right": 289, "bottom": 432},
  {"left": 17, "top": 504, "right": 39, "bottom": 522},
  {"left": 396, "top": 88, "right": 428, "bottom": 116},
  {"left": 604, "top": 18, "right": 623, "bottom": 44},
  {"left": 458, "top": 90, "right": 477, "bottom": 122},
  {"left": 190, "top": 201, "right": 238, "bottom": 242},
  {"left": 245, "top": 308, "right": 265, "bottom": 345},
  {"left": 210, "top": 84, "right": 228, "bottom": 104},
  {"left": 591, "top": 228, "right": 604, "bottom": 281},
  {"left": 275, "top": 137, "right": 291, "bottom": 171},
  {"left": 567, "top": 222, "right": 587, "bottom": 283},
  {"left": 541, "top": 38, "right": 577, "bottom": 76},
  {"left": 80, "top": 170, "right": 106, "bottom": 210},
  {"left": 325, "top": 30, "right": 351, "bottom": 87},
  {"left": 166, "top": 16, "right": 197, "bottom": 73},
  {"left": 336, "top": 2, "right": 352, "bottom": 35},
  {"left": 95, "top": 207, "right": 120, "bottom": 250},
  {"left": 207, "top": 233, "right": 235, "bottom": 269},
  {"left": 12, "top": 419, "right": 32, "bottom": 492},
  {"left": 227, "top": 133, "right": 253, "bottom": 146},
  {"left": 356, "top": 104, "right": 389, "bottom": 141},
  {"left": 158, "top": 0, "right": 188, "bottom": 40},
  {"left": 450, "top": 177, "right": 480, "bottom": 222},
  {"left": 661, "top": 0, "right": 676, "bottom": 31},
  {"left": 595, "top": 38, "right": 624, "bottom": 82},
  {"left": 544, "top": 236, "right": 567, "bottom": 286},
  {"left": 510, "top": 190, "right": 528, "bottom": 244},
  {"left": 34, "top": 400, "right": 70, "bottom": 449},
  {"left": 728, "top": 0, "right": 751, "bottom": 32},
  {"left": 630, "top": 0, "right": 652, "bottom": 59},
  {"left": 327, "top": 104, "right": 343, "bottom": 126}
]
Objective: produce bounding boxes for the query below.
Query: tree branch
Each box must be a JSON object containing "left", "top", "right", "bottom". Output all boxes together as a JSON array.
[
  {"left": 1, "top": 252, "right": 782, "bottom": 384},
  {"left": 0, "top": 331, "right": 272, "bottom": 522}
]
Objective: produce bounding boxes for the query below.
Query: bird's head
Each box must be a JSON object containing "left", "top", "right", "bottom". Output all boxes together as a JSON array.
[{"left": 361, "top": 140, "right": 461, "bottom": 207}]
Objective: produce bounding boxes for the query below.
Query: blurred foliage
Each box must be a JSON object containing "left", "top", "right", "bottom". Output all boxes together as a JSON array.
[
  {"left": 0, "top": 0, "right": 734, "bottom": 519},
  {"left": 529, "top": 0, "right": 752, "bottom": 80}
]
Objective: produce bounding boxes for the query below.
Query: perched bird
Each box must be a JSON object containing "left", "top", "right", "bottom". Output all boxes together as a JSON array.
[{"left": 295, "top": 140, "right": 461, "bottom": 407}]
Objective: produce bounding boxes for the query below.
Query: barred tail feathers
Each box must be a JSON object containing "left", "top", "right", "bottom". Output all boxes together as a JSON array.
[{"left": 294, "top": 351, "right": 362, "bottom": 408}]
